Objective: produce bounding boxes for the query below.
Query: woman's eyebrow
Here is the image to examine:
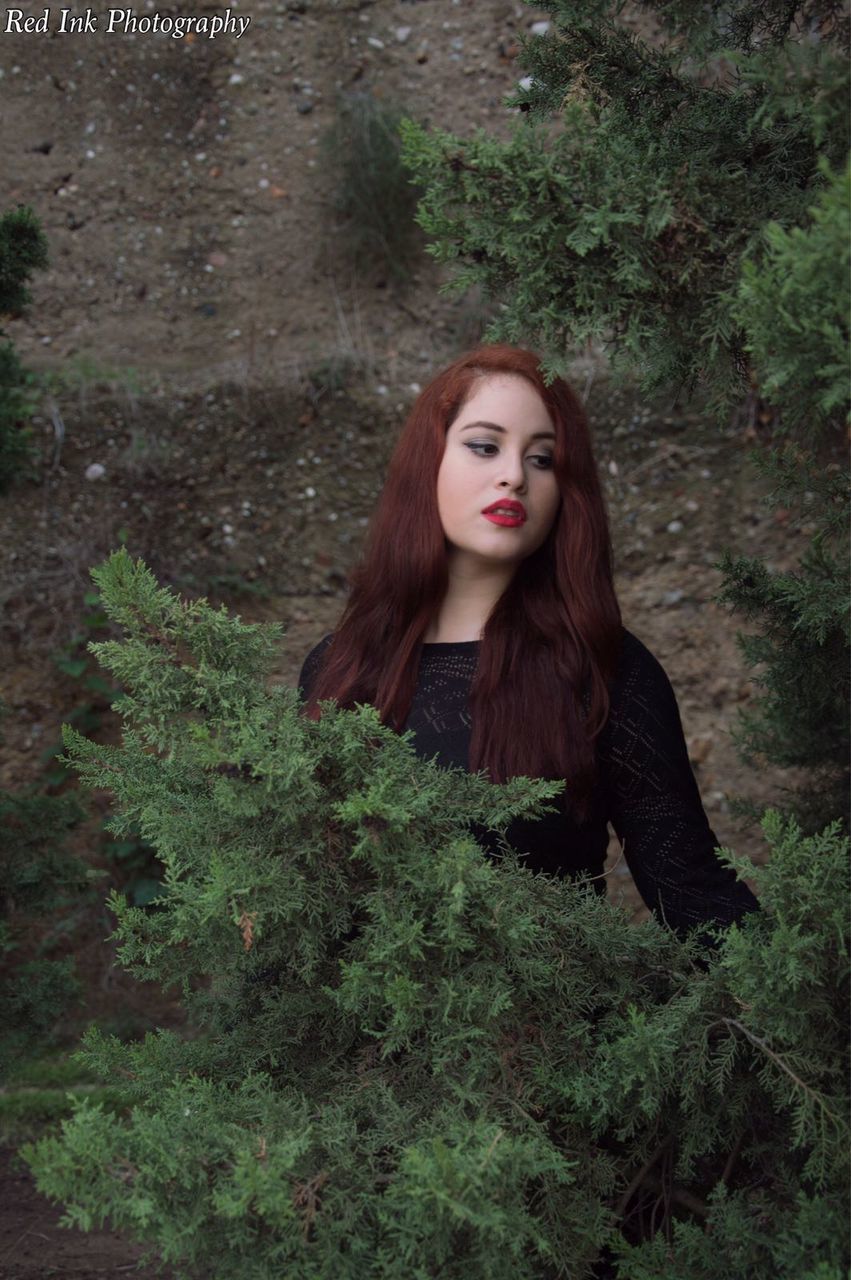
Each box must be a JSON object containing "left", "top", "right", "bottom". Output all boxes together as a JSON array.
[{"left": 459, "top": 420, "right": 556, "bottom": 441}]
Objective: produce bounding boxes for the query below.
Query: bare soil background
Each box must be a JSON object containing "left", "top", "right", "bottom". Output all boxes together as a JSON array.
[{"left": 0, "top": 2, "right": 811, "bottom": 1275}]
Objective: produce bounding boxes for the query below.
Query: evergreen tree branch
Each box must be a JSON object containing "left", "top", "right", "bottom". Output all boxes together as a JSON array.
[{"left": 718, "top": 1017, "right": 841, "bottom": 1126}]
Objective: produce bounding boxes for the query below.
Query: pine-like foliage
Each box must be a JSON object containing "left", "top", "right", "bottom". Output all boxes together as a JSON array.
[
  {"left": 0, "top": 786, "right": 85, "bottom": 1077},
  {"left": 24, "top": 553, "right": 849, "bottom": 1277},
  {"left": 400, "top": 0, "right": 850, "bottom": 827},
  {"left": 735, "top": 158, "right": 849, "bottom": 435},
  {"left": 399, "top": 2, "right": 848, "bottom": 414},
  {"left": 0, "top": 205, "right": 48, "bottom": 315},
  {"left": 0, "top": 205, "right": 48, "bottom": 490}
]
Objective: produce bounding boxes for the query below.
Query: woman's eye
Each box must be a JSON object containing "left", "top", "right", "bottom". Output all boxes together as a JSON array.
[{"left": 464, "top": 442, "right": 553, "bottom": 469}]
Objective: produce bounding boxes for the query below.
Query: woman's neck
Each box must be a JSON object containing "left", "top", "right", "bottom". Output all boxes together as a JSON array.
[
  {"left": 422, "top": 624, "right": 483, "bottom": 643},
  {"left": 423, "top": 597, "right": 488, "bottom": 643},
  {"left": 424, "top": 562, "right": 515, "bottom": 643}
]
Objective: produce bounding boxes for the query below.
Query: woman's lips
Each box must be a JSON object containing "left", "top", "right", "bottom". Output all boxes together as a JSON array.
[{"left": 483, "top": 511, "right": 525, "bottom": 527}]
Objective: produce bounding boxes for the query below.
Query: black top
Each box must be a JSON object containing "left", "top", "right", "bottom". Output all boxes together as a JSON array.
[{"left": 297, "top": 630, "right": 758, "bottom": 938}]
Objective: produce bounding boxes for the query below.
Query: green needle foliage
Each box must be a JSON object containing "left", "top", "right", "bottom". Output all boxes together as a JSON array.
[
  {"left": 0, "top": 204, "right": 48, "bottom": 314},
  {"left": 400, "top": 0, "right": 850, "bottom": 827},
  {"left": 0, "top": 787, "right": 85, "bottom": 1077},
  {"left": 23, "top": 552, "right": 850, "bottom": 1277},
  {"left": 399, "top": 2, "right": 848, "bottom": 415},
  {"left": 0, "top": 204, "right": 48, "bottom": 490},
  {"left": 735, "top": 158, "right": 850, "bottom": 436}
]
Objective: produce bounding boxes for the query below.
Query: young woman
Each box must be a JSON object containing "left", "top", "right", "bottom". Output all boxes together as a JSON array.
[{"left": 298, "top": 344, "right": 758, "bottom": 938}]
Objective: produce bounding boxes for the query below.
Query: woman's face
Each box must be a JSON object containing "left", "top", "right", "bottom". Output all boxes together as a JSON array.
[{"left": 436, "top": 373, "right": 561, "bottom": 573}]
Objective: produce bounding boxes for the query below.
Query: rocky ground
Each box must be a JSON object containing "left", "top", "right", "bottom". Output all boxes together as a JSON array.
[{"left": 0, "top": 1, "right": 811, "bottom": 1274}]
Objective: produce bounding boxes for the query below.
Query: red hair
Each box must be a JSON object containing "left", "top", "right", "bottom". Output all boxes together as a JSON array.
[{"left": 302, "top": 344, "right": 622, "bottom": 817}]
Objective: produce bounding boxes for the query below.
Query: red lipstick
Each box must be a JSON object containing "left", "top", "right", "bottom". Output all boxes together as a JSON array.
[{"left": 482, "top": 499, "right": 527, "bottom": 527}]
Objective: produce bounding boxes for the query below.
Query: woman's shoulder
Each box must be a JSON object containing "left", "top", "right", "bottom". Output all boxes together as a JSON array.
[
  {"left": 617, "top": 627, "right": 665, "bottom": 676},
  {"left": 304, "top": 631, "right": 335, "bottom": 660},
  {"left": 297, "top": 632, "right": 335, "bottom": 697},
  {"left": 608, "top": 627, "right": 684, "bottom": 715}
]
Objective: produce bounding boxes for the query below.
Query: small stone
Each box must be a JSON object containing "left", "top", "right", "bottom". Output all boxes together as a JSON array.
[
  {"left": 530, "top": 20, "right": 551, "bottom": 35},
  {"left": 229, "top": 72, "right": 245, "bottom": 85},
  {"left": 661, "top": 588, "right": 684, "bottom": 606},
  {"left": 297, "top": 101, "right": 314, "bottom": 114},
  {"left": 395, "top": 26, "right": 411, "bottom": 42},
  {"left": 366, "top": 35, "right": 384, "bottom": 49},
  {"left": 707, "top": 790, "right": 729, "bottom": 813},
  {"left": 666, "top": 519, "right": 684, "bottom": 533},
  {"left": 85, "top": 462, "right": 106, "bottom": 481},
  {"left": 607, "top": 459, "right": 618, "bottom": 476}
]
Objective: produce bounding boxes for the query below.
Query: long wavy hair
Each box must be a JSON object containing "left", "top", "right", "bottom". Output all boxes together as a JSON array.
[{"left": 302, "top": 344, "right": 623, "bottom": 817}]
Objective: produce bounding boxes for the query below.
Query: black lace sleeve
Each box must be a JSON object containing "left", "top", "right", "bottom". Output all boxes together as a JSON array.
[
  {"left": 297, "top": 632, "right": 334, "bottom": 701},
  {"left": 599, "top": 630, "right": 759, "bottom": 938}
]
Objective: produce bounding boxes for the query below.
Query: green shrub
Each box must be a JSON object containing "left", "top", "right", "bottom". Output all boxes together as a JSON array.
[
  {"left": 0, "top": 788, "right": 86, "bottom": 1076},
  {"left": 22, "top": 553, "right": 850, "bottom": 1277},
  {"left": 322, "top": 93, "right": 424, "bottom": 282},
  {"left": 42, "top": 586, "right": 164, "bottom": 907},
  {"left": 733, "top": 157, "right": 851, "bottom": 437},
  {"left": 0, "top": 341, "right": 39, "bottom": 490},
  {"left": 0, "top": 205, "right": 48, "bottom": 491}
]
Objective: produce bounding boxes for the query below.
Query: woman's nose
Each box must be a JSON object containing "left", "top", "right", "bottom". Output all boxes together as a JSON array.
[{"left": 497, "top": 453, "right": 528, "bottom": 491}]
